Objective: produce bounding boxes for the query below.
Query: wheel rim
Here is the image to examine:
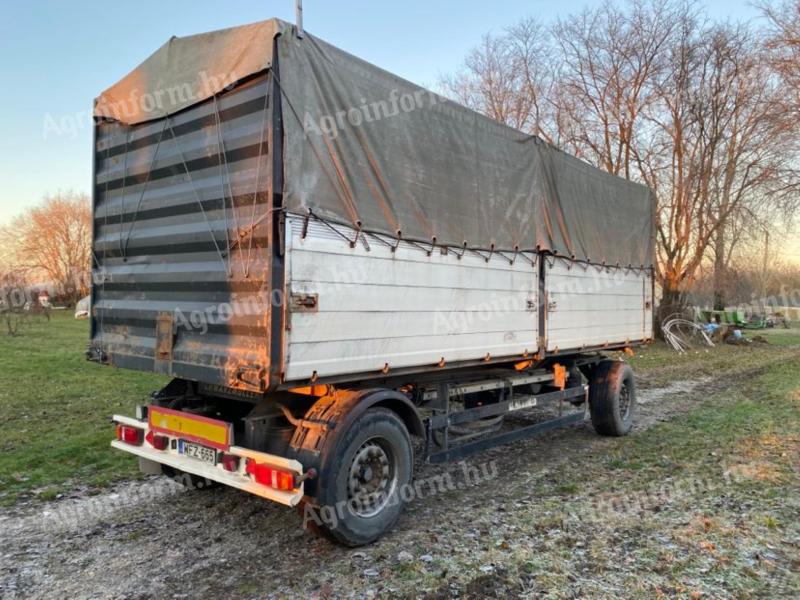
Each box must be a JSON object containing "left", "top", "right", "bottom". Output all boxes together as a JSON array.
[
  {"left": 347, "top": 437, "right": 397, "bottom": 518},
  {"left": 618, "top": 381, "right": 631, "bottom": 420}
]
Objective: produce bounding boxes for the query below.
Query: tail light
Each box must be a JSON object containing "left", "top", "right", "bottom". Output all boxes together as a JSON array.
[
  {"left": 246, "top": 459, "right": 296, "bottom": 491},
  {"left": 221, "top": 454, "right": 240, "bottom": 472},
  {"left": 116, "top": 425, "right": 143, "bottom": 446},
  {"left": 145, "top": 430, "right": 169, "bottom": 450}
]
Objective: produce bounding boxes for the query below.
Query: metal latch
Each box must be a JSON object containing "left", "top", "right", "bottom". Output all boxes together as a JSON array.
[
  {"left": 290, "top": 293, "right": 318, "bottom": 312},
  {"left": 235, "top": 365, "right": 267, "bottom": 392}
]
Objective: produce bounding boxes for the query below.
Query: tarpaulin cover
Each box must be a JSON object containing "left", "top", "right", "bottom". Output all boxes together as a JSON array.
[
  {"left": 96, "top": 19, "right": 654, "bottom": 266},
  {"left": 94, "top": 19, "right": 285, "bottom": 124}
]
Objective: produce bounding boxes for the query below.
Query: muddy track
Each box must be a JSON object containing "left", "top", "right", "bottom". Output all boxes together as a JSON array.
[{"left": 1, "top": 350, "right": 798, "bottom": 600}]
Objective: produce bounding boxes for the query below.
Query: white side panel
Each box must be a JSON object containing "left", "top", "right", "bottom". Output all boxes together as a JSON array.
[
  {"left": 284, "top": 217, "right": 539, "bottom": 381},
  {"left": 545, "top": 259, "right": 653, "bottom": 351}
]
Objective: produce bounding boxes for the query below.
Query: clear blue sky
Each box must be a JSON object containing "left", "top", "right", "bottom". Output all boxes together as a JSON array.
[{"left": 0, "top": 0, "right": 760, "bottom": 225}]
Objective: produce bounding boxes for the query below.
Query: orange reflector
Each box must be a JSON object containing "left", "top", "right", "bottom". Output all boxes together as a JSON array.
[
  {"left": 246, "top": 459, "right": 296, "bottom": 491},
  {"left": 553, "top": 363, "right": 567, "bottom": 391}
]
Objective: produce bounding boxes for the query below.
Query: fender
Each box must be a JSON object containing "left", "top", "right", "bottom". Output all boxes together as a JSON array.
[{"left": 287, "top": 388, "right": 423, "bottom": 497}]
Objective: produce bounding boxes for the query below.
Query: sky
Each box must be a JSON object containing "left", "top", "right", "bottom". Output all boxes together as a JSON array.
[{"left": 4, "top": 0, "right": 791, "bottom": 255}]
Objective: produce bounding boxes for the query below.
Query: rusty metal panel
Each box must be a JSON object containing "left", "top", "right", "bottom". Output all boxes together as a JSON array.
[
  {"left": 90, "top": 74, "right": 274, "bottom": 392},
  {"left": 155, "top": 312, "right": 174, "bottom": 367}
]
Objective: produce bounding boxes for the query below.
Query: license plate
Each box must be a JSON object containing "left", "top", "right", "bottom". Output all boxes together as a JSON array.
[{"left": 179, "top": 441, "right": 217, "bottom": 465}]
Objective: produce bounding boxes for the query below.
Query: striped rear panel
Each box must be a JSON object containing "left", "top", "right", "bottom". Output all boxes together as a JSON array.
[{"left": 91, "top": 74, "right": 274, "bottom": 391}]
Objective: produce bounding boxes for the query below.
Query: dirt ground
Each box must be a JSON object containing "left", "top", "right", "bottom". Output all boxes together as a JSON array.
[{"left": 1, "top": 346, "right": 798, "bottom": 599}]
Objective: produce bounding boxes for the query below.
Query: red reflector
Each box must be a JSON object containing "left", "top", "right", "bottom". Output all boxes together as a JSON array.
[
  {"left": 246, "top": 459, "right": 296, "bottom": 491},
  {"left": 221, "top": 454, "right": 240, "bottom": 472},
  {"left": 145, "top": 430, "right": 168, "bottom": 450},
  {"left": 116, "top": 425, "right": 143, "bottom": 446}
]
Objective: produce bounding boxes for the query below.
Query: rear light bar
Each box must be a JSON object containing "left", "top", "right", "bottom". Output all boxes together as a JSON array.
[
  {"left": 116, "top": 425, "right": 143, "bottom": 446},
  {"left": 145, "top": 430, "right": 169, "bottom": 451},
  {"left": 246, "top": 459, "right": 296, "bottom": 491}
]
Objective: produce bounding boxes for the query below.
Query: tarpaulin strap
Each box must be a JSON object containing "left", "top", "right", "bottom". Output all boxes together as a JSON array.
[
  {"left": 164, "top": 114, "right": 230, "bottom": 277},
  {"left": 392, "top": 232, "right": 403, "bottom": 253},
  {"left": 551, "top": 252, "right": 653, "bottom": 275},
  {"left": 212, "top": 95, "right": 234, "bottom": 261},
  {"left": 425, "top": 237, "right": 437, "bottom": 257},
  {"left": 500, "top": 247, "right": 538, "bottom": 266},
  {"left": 498, "top": 249, "right": 517, "bottom": 265},
  {"left": 409, "top": 237, "right": 436, "bottom": 256},
  {"left": 122, "top": 121, "right": 167, "bottom": 259},
  {"left": 367, "top": 230, "right": 398, "bottom": 251},
  {"left": 314, "top": 211, "right": 363, "bottom": 248},
  {"left": 468, "top": 248, "right": 490, "bottom": 262},
  {"left": 359, "top": 230, "right": 371, "bottom": 252}
]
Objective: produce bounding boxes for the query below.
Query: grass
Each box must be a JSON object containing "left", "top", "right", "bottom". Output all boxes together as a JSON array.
[
  {"left": 622, "top": 358, "right": 799, "bottom": 475},
  {"left": 448, "top": 356, "right": 800, "bottom": 598},
  {"left": 0, "top": 311, "right": 166, "bottom": 505},
  {"left": 623, "top": 326, "right": 800, "bottom": 386}
]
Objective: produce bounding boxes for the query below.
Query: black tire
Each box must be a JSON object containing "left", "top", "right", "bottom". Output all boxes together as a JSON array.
[
  {"left": 161, "top": 466, "right": 217, "bottom": 491},
  {"left": 312, "top": 408, "right": 413, "bottom": 546},
  {"left": 589, "top": 360, "right": 637, "bottom": 436}
]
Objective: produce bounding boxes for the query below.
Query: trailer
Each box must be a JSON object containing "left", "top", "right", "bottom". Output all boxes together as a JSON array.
[{"left": 91, "top": 19, "right": 654, "bottom": 545}]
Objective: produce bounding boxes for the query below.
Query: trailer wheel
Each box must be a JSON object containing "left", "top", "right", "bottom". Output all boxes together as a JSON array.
[
  {"left": 313, "top": 408, "right": 413, "bottom": 546},
  {"left": 589, "top": 360, "right": 637, "bottom": 436}
]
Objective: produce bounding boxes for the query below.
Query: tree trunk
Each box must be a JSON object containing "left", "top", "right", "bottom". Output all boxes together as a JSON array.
[
  {"left": 656, "top": 276, "right": 689, "bottom": 338},
  {"left": 712, "top": 223, "right": 726, "bottom": 311}
]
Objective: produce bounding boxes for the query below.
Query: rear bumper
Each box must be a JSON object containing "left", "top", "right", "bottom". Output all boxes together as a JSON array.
[{"left": 111, "top": 415, "right": 304, "bottom": 507}]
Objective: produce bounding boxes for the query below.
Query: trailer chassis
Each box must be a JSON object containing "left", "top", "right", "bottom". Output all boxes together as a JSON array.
[{"left": 111, "top": 353, "right": 637, "bottom": 545}]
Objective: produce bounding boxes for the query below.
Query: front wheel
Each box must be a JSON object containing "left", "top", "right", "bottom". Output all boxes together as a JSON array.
[
  {"left": 589, "top": 360, "right": 637, "bottom": 436},
  {"left": 311, "top": 408, "right": 413, "bottom": 546}
]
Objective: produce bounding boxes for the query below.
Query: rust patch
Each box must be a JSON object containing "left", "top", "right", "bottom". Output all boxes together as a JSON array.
[{"left": 155, "top": 312, "right": 174, "bottom": 362}]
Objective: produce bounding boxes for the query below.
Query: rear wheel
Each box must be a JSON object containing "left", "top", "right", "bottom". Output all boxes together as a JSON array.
[
  {"left": 589, "top": 360, "right": 637, "bottom": 436},
  {"left": 311, "top": 408, "right": 413, "bottom": 546}
]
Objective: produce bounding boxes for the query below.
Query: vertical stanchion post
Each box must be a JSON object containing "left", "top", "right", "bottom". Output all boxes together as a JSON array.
[{"left": 295, "top": 0, "right": 304, "bottom": 38}]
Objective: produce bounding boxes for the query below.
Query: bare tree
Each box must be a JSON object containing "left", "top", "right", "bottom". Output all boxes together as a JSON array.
[
  {"left": 759, "top": 0, "right": 800, "bottom": 118},
  {"left": 439, "top": 17, "right": 558, "bottom": 141},
  {"left": 552, "top": 0, "right": 679, "bottom": 177},
  {"left": 1, "top": 192, "right": 92, "bottom": 304},
  {"left": 440, "top": 0, "right": 800, "bottom": 318}
]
